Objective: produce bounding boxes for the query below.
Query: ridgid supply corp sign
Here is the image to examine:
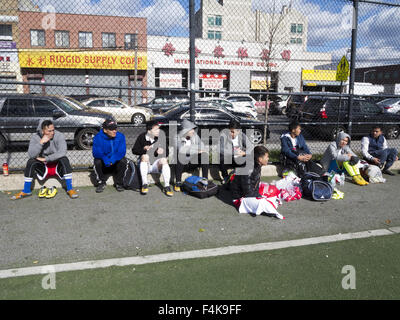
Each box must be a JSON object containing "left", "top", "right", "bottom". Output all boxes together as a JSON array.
[{"left": 18, "top": 50, "right": 147, "bottom": 70}]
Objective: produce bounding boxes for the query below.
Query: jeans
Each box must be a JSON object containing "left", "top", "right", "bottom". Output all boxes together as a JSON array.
[{"left": 370, "top": 148, "right": 398, "bottom": 170}]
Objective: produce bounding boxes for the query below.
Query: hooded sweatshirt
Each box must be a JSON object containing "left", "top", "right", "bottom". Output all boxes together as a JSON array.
[
  {"left": 28, "top": 119, "right": 67, "bottom": 162},
  {"left": 174, "top": 119, "right": 205, "bottom": 159},
  {"left": 321, "top": 131, "right": 356, "bottom": 170}
]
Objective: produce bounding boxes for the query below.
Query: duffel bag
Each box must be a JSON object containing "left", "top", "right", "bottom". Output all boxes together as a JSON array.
[{"left": 182, "top": 175, "right": 218, "bottom": 199}]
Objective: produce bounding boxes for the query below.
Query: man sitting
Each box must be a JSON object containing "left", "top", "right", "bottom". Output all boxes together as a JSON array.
[
  {"left": 12, "top": 120, "right": 78, "bottom": 199},
  {"left": 132, "top": 120, "right": 173, "bottom": 196},
  {"left": 92, "top": 119, "right": 128, "bottom": 193},
  {"left": 219, "top": 119, "right": 253, "bottom": 182},
  {"left": 361, "top": 126, "right": 398, "bottom": 176},
  {"left": 280, "top": 120, "right": 324, "bottom": 177}
]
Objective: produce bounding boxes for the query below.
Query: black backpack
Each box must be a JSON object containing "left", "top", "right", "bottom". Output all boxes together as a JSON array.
[
  {"left": 182, "top": 175, "right": 218, "bottom": 199},
  {"left": 122, "top": 159, "right": 141, "bottom": 190},
  {"left": 301, "top": 172, "right": 333, "bottom": 201}
]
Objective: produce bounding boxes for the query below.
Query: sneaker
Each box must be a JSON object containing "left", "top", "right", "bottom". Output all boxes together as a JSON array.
[
  {"left": 382, "top": 169, "right": 395, "bottom": 176},
  {"left": 164, "top": 186, "right": 173, "bottom": 197},
  {"left": 115, "top": 184, "right": 125, "bottom": 192},
  {"left": 96, "top": 182, "right": 106, "bottom": 193},
  {"left": 352, "top": 175, "right": 368, "bottom": 186},
  {"left": 45, "top": 186, "right": 58, "bottom": 199},
  {"left": 67, "top": 189, "right": 79, "bottom": 199},
  {"left": 11, "top": 191, "right": 32, "bottom": 200},
  {"left": 141, "top": 184, "right": 149, "bottom": 195},
  {"left": 174, "top": 182, "right": 182, "bottom": 192},
  {"left": 38, "top": 186, "right": 48, "bottom": 199}
]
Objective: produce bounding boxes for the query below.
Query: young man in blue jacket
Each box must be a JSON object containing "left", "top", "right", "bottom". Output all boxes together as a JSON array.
[
  {"left": 280, "top": 120, "right": 324, "bottom": 177},
  {"left": 92, "top": 119, "right": 128, "bottom": 193}
]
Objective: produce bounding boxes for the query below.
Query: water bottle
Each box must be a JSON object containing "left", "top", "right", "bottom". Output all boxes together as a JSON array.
[{"left": 340, "top": 172, "right": 345, "bottom": 186}]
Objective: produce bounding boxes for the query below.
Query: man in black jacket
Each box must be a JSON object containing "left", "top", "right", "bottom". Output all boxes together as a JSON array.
[
  {"left": 230, "top": 145, "right": 284, "bottom": 219},
  {"left": 132, "top": 120, "right": 173, "bottom": 196}
]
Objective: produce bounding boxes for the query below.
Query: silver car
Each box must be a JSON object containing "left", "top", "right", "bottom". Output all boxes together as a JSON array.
[{"left": 377, "top": 98, "right": 400, "bottom": 114}]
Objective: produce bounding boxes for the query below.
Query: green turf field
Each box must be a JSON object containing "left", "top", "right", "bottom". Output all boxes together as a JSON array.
[{"left": 1, "top": 234, "right": 399, "bottom": 300}]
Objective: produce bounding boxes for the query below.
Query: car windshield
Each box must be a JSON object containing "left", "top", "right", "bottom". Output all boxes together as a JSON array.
[
  {"left": 52, "top": 98, "right": 80, "bottom": 112},
  {"left": 163, "top": 102, "right": 189, "bottom": 116},
  {"left": 377, "top": 98, "right": 400, "bottom": 105},
  {"left": 64, "top": 97, "right": 88, "bottom": 109}
]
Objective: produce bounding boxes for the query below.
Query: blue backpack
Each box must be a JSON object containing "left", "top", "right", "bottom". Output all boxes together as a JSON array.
[
  {"left": 301, "top": 172, "right": 333, "bottom": 201},
  {"left": 182, "top": 175, "right": 218, "bottom": 199}
]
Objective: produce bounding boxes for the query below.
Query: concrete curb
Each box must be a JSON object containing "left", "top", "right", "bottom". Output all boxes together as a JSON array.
[{"left": 1, "top": 161, "right": 398, "bottom": 192}]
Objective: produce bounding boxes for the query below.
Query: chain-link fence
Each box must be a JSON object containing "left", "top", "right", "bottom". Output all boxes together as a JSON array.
[{"left": 0, "top": 0, "right": 400, "bottom": 172}]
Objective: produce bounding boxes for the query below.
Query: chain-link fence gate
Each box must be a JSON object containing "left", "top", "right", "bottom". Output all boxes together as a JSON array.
[{"left": 0, "top": 0, "right": 400, "bottom": 172}]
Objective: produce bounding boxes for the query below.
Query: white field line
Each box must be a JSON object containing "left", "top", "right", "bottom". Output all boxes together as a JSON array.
[{"left": 0, "top": 228, "right": 398, "bottom": 279}]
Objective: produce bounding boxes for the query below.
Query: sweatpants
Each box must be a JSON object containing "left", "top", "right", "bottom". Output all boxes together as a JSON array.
[
  {"left": 370, "top": 148, "right": 398, "bottom": 170},
  {"left": 93, "top": 157, "right": 128, "bottom": 186}
]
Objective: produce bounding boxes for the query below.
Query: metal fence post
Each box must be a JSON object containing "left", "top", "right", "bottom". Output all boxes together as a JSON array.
[
  {"left": 189, "top": 0, "right": 196, "bottom": 122},
  {"left": 348, "top": 0, "right": 359, "bottom": 136}
]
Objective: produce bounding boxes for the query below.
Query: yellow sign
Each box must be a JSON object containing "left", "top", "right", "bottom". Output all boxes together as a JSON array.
[
  {"left": 302, "top": 70, "right": 337, "bottom": 81},
  {"left": 18, "top": 50, "right": 147, "bottom": 70},
  {"left": 250, "top": 80, "right": 271, "bottom": 90},
  {"left": 336, "top": 55, "right": 349, "bottom": 81}
]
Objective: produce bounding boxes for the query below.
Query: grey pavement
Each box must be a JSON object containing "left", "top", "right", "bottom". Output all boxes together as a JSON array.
[{"left": 1, "top": 172, "right": 400, "bottom": 270}]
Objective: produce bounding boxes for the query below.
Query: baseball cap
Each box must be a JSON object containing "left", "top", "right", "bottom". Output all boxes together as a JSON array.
[{"left": 103, "top": 119, "right": 118, "bottom": 130}]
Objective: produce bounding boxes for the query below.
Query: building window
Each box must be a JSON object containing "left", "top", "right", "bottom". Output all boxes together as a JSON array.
[
  {"left": 79, "top": 31, "right": 92, "bottom": 48},
  {"left": 291, "top": 23, "right": 303, "bottom": 34},
  {"left": 393, "top": 71, "right": 399, "bottom": 79},
  {"left": 208, "top": 15, "right": 222, "bottom": 27},
  {"left": 0, "top": 24, "right": 12, "bottom": 37},
  {"left": 384, "top": 72, "right": 391, "bottom": 80},
  {"left": 102, "top": 32, "right": 116, "bottom": 48},
  {"left": 296, "top": 38, "right": 302, "bottom": 44},
  {"left": 30, "top": 30, "right": 45, "bottom": 46},
  {"left": 207, "top": 30, "right": 222, "bottom": 40},
  {"left": 54, "top": 31, "right": 69, "bottom": 48},
  {"left": 124, "top": 33, "right": 137, "bottom": 50},
  {"left": 297, "top": 24, "right": 303, "bottom": 33},
  {"left": 290, "top": 38, "right": 296, "bottom": 44}
]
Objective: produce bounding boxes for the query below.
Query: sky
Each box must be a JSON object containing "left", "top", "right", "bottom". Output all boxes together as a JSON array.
[{"left": 31, "top": 0, "right": 400, "bottom": 67}]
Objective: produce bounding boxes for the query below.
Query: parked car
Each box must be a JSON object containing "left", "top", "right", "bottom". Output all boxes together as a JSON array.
[
  {"left": 81, "top": 97, "right": 152, "bottom": 124},
  {"left": 226, "top": 95, "right": 258, "bottom": 119},
  {"left": 198, "top": 98, "right": 257, "bottom": 119},
  {"left": 137, "top": 95, "right": 189, "bottom": 114},
  {"left": 377, "top": 97, "right": 400, "bottom": 114},
  {"left": 296, "top": 96, "right": 400, "bottom": 140},
  {"left": 152, "top": 101, "right": 269, "bottom": 145},
  {"left": 272, "top": 94, "right": 290, "bottom": 114},
  {"left": 0, "top": 94, "right": 113, "bottom": 152},
  {"left": 286, "top": 94, "right": 308, "bottom": 118}
]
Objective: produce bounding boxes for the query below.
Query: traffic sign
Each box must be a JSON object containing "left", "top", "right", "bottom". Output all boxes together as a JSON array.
[{"left": 336, "top": 55, "right": 349, "bottom": 82}]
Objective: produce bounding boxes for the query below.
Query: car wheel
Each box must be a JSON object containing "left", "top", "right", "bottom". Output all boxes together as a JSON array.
[
  {"left": 250, "top": 129, "right": 263, "bottom": 145},
  {"left": 330, "top": 126, "right": 346, "bottom": 141},
  {"left": 385, "top": 125, "right": 400, "bottom": 140},
  {"left": 0, "top": 135, "right": 6, "bottom": 153},
  {"left": 76, "top": 128, "right": 98, "bottom": 150},
  {"left": 131, "top": 113, "right": 145, "bottom": 125}
]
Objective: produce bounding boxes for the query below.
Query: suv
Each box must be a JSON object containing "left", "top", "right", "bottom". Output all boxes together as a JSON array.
[
  {"left": 0, "top": 94, "right": 113, "bottom": 152},
  {"left": 226, "top": 95, "right": 258, "bottom": 118},
  {"left": 198, "top": 98, "right": 256, "bottom": 119},
  {"left": 298, "top": 97, "right": 400, "bottom": 140},
  {"left": 137, "top": 95, "right": 189, "bottom": 114},
  {"left": 82, "top": 98, "right": 153, "bottom": 124}
]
